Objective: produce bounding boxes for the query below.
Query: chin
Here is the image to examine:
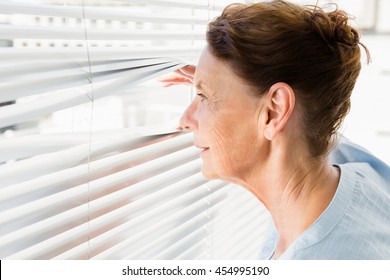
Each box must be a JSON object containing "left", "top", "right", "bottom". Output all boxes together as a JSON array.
[
  {"left": 201, "top": 165, "right": 233, "bottom": 182},
  {"left": 200, "top": 165, "right": 219, "bottom": 180},
  {"left": 200, "top": 169, "right": 216, "bottom": 180}
]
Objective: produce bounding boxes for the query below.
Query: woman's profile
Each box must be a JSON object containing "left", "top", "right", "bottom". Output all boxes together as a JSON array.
[{"left": 160, "top": 0, "right": 390, "bottom": 259}]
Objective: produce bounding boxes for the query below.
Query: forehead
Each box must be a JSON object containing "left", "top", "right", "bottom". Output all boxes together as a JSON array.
[
  {"left": 194, "top": 47, "right": 259, "bottom": 101},
  {"left": 195, "top": 47, "right": 235, "bottom": 90}
]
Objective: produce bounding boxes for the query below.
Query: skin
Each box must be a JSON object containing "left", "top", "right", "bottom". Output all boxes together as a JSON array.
[{"left": 160, "top": 47, "right": 340, "bottom": 259}]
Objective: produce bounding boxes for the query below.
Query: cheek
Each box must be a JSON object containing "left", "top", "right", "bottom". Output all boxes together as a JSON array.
[
  {"left": 197, "top": 113, "right": 235, "bottom": 177},
  {"left": 208, "top": 117, "right": 259, "bottom": 178},
  {"left": 197, "top": 101, "right": 263, "bottom": 180},
  {"left": 207, "top": 113, "right": 236, "bottom": 152},
  {"left": 208, "top": 121, "right": 246, "bottom": 177}
]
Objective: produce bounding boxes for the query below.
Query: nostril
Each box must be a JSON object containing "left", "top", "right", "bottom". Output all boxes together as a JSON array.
[
  {"left": 180, "top": 125, "right": 191, "bottom": 131},
  {"left": 179, "top": 103, "right": 197, "bottom": 131}
]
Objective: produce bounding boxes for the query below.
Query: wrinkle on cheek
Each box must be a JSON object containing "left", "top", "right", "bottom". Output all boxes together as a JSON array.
[
  {"left": 211, "top": 124, "right": 228, "bottom": 149},
  {"left": 211, "top": 116, "right": 237, "bottom": 145},
  {"left": 216, "top": 115, "right": 261, "bottom": 176},
  {"left": 210, "top": 123, "right": 236, "bottom": 171}
]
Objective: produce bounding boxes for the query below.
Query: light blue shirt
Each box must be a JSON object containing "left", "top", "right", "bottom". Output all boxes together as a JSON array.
[{"left": 258, "top": 136, "right": 390, "bottom": 259}]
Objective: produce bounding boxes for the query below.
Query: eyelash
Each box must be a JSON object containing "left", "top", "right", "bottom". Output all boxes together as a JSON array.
[{"left": 197, "top": 93, "right": 207, "bottom": 101}]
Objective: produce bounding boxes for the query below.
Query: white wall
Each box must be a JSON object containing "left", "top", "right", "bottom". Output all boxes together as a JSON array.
[{"left": 342, "top": 35, "right": 390, "bottom": 165}]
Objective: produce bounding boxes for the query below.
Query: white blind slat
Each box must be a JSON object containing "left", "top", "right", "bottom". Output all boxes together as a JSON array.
[
  {"left": 115, "top": 189, "right": 227, "bottom": 260},
  {"left": 0, "top": 162, "right": 205, "bottom": 258},
  {"left": 0, "top": 25, "right": 205, "bottom": 41},
  {"left": 0, "top": 62, "right": 184, "bottom": 127},
  {"left": 127, "top": 0, "right": 224, "bottom": 10},
  {"left": 154, "top": 222, "right": 212, "bottom": 260},
  {"left": 0, "top": 132, "right": 191, "bottom": 188},
  {"left": 0, "top": 143, "right": 201, "bottom": 243},
  {"left": 2, "top": 170, "right": 211, "bottom": 259},
  {"left": 0, "top": 47, "right": 203, "bottom": 62},
  {"left": 0, "top": 121, "right": 185, "bottom": 161},
  {"left": 0, "top": 133, "right": 192, "bottom": 197},
  {"left": 0, "top": 60, "right": 183, "bottom": 103},
  {"left": 56, "top": 180, "right": 225, "bottom": 260},
  {"left": 0, "top": 58, "right": 176, "bottom": 83},
  {"left": 0, "top": 2, "right": 209, "bottom": 24}
]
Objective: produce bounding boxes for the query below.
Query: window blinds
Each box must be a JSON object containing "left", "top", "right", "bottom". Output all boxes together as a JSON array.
[{"left": 0, "top": 0, "right": 268, "bottom": 260}]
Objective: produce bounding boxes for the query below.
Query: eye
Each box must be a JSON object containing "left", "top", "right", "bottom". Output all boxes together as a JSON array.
[{"left": 196, "top": 93, "right": 207, "bottom": 101}]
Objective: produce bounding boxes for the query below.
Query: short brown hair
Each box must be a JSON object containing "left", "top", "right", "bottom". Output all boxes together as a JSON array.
[{"left": 206, "top": 0, "right": 369, "bottom": 157}]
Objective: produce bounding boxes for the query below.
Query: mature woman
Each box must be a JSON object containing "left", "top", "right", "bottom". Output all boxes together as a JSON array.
[{"left": 161, "top": 0, "right": 390, "bottom": 259}]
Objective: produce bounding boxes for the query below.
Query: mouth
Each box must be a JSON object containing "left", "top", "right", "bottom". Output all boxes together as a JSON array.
[{"left": 195, "top": 145, "right": 209, "bottom": 153}]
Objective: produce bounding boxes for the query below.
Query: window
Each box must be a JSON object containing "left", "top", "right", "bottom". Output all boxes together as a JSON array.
[{"left": 0, "top": 0, "right": 268, "bottom": 260}]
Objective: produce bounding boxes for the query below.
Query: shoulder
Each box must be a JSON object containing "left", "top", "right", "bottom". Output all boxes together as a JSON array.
[
  {"left": 330, "top": 135, "right": 390, "bottom": 184},
  {"left": 282, "top": 140, "right": 390, "bottom": 259},
  {"left": 260, "top": 136, "right": 390, "bottom": 260},
  {"left": 330, "top": 135, "right": 389, "bottom": 167},
  {"left": 282, "top": 168, "right": 390, "bottom": 259}
]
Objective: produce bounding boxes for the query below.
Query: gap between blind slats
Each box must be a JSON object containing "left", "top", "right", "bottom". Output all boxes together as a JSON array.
[
  {"left": 2, "top": 171, "right": 209, "bottom": 259},
  {"left": 0, "top": 25, "right": 205, "bottom": 41},
  {"left": 55, "top": 180, "right": 225, "bottom": 260},
  {"left": 0, "top": 2, "right": 209, "bottom": 24},
  {"left": 0, "top": 47, "right": 203, "bottom": 62},
  {"left": 0, "top": 61, "right": 184, "bottom": 127}
]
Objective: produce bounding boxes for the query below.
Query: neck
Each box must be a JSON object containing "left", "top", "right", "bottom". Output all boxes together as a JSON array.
[{"left": 240, "top": 141, "right": 340, "bottom": 259}]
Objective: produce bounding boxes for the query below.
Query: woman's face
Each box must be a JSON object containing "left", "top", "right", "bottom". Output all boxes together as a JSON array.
[{"left": 180, "top": 47, "right": 268, "bottom": 183}]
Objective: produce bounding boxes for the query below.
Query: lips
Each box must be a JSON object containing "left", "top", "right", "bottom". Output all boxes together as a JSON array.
[{"left": 194, "top": 144, "right": 209, "bottom": 151}]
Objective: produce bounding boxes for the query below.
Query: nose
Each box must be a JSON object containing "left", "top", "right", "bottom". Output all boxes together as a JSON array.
[{"left": 179, "top": 100, "right": 198, "bottom": 131}]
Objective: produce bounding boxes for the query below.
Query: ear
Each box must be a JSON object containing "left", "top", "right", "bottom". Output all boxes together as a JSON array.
[{"left": 263, "top": 82, "right": 295, "bottom": 140}]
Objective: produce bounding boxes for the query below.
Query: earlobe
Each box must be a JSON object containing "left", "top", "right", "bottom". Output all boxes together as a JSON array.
[
  {"left": 262, "top": 82, "right": 295, "bottom": 141},
  {"left": 264, "top": 126, "right": 273, "bottom": 140}
]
